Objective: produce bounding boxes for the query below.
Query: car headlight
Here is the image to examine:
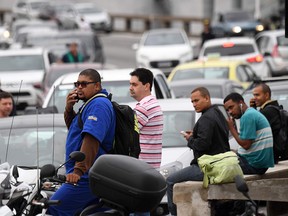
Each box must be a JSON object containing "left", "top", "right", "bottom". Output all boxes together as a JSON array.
[
  {"left": 232, "top": 26, "right": 242, "bottom": 34},
  {"left": 159, "top": 161, "right": 183, "bottom": 179},
  {"left": 256, "top": 24, "right": 264, "bottom": 32}
]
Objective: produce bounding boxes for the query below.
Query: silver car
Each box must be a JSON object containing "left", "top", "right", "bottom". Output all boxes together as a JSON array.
[{"left": 256, "top": 29, "right": 288, "bottom": 76}]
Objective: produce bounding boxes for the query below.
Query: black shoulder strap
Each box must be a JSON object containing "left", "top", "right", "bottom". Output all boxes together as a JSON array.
[{"left": 77, "top": 93, "right": 112, "bottom": 129}]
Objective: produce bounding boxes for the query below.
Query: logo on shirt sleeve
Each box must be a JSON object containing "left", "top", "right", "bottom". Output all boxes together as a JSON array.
[{"left": 88, "top": 115, "right": 97, "bottom": 121}]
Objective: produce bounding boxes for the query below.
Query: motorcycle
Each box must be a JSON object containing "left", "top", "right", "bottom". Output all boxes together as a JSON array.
[{"left": 0, "top": 151, "right": 85, "bottom": 216}]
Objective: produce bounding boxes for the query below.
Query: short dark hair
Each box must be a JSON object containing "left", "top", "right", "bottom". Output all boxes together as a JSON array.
[
  {"left": 0, "top": 91, "right": 13, "bottom": 100},
  {"left": 130, "top": 68, "right": 154, "bottom": 91},
  {"left": 191, "top": 87, "right": 210, "bottom": 98},
  {"left": 223, "top": 92, "right": 244, "bottom": 104},
  {"left": 79, "top": 68, "right": 101, "bottom": 83},
  {"left": 255, "top": 83, "right": 271, "bottom": 98}
]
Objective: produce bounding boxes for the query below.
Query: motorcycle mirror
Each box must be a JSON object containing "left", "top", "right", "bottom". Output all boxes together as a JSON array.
[
  {"left": 12, "top": 165, "right": 19, "bottom": 181},
  {"left": 69, "top": 151, "right": 85, "bottom": 162},
  {"left": 40, "top": 164, "right": 56, "bottom": 179},
  {"left": 235, "top": 175, "right": 249, "bottom": 194},
  {"left": 55, "top": 151, "right": 86, "bottom": 175}
]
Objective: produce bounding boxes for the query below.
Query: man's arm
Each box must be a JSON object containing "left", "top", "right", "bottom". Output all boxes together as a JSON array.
[
  {"left": 64, "top": 89, "right": 78, "bottom": 129},
  {"left": 66, "top": 133, "right": 99, "bottom": 183},
  {"left": 227, "top": 117, "right": 253, "bottom": 150}
]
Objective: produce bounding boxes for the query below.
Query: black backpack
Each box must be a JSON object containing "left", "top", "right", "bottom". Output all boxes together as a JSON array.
[
  {"left": 78, "top": 93, "right": 141, "bottom": 158},
  {"left": 267, "top": 105, "right": 288, "bottom": 161}
]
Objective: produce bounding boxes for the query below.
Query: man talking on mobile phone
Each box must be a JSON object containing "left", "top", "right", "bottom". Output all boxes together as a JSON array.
[{"left": 250, "top": 83, "right": 282, "bottom": 163}]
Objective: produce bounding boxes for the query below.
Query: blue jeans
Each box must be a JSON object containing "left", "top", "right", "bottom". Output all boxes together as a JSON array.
[
  {"left": 238, "top": 155, "right": 268, "bottom": 175},
  {"left": 47, "top": 179, "right": 100, "bottom": 216},
  {"left": 166, "top": 164, "right": 204, "bottom": 215}
]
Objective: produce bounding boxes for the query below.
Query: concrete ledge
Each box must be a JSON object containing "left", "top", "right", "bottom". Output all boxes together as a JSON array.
[{"left": 173, "top": 160, "right": 288, "bottom": 216}]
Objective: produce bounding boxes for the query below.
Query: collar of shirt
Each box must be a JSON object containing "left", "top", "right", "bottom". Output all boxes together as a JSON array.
[
  {"left": 136, "top": 95, "right": 155, "bottom": 106},
  {"left": 261, "top": 100, "right": 275, "bottom": 109}
]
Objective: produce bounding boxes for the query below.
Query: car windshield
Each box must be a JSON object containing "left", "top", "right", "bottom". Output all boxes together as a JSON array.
[
  {"left": 144, "top": 32, "right": 185, "bottom": 46},
  {"left": 224, "top": 11, "right": 254, "bottom": 22},
  {"left": 162, "top": 111, "right": 195, "bottom": 147},
  {"left": 77, "top": 7, "right": 102, "bottom": 14},
  {"left": 30, "top": 2, "right": 50, "bottom": 10},
  {"left": 277, "top": 36, "right": 288, "bottom": 46},
  {"left": 204, "top": 44, "right": 255, "bottom": 56},
  {"left": 48, "top": 81, "right": 135, "bottom": 113},
  {"left": 0, "top": 127, "right": 67, "bottom": 167},
  {"left": 172, "top": 67, "right": 229, "bottom": 81},
  {"left": 172, "top": 85, "right": 223, "bottom": 98},
  {"left": 0, "top": 55, "right": 45, "bottom": 71}
]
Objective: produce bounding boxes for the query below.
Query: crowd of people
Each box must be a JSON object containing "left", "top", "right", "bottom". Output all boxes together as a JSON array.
[{"left": 1, "top": 66, "right": 284, "bottom": 216}]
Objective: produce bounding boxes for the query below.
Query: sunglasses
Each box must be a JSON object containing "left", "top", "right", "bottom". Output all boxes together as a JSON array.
[{"left": 74, "top": 81, "right": 97, "bottom": 88}]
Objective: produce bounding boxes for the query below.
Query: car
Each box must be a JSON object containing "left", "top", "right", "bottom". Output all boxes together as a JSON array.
[
  {"left": 73, "top": 2, "right": 113, "bottom": 33},
  {"left": 169, "top": 78, "right": 244, "bottom": 99},
  {"left": 42, "top": 62, "right": 105, "bottom": 96},
  {"left": 255, "top": 29, "right": 288, "bottom": 77},
  {"left": 130, "top": 98, "right": 238, "bottom": 215},
  {"left": 168, "top": 59, "right": 259, "bottom": 89},
  {"left": 42, "top": 68, "right": 175, "bottom": 113},
  {"left": 133, "top": 28, "right": 194, "bottom": 76},
  {"left": 25, "top": 29, "right": 105, "bottom": 64},
  {"left": 10, "top": 18, "right": 59, "bottom": 40},
  {"left": 242, "top": 76, "right": 288, "bottom": 111},
  {"left": 198, "top": 37, "right": 270, "bottom": 78},
  {"left": 0, "top": 47, "right": 51, "bottom": 110},
  {"left": 0, "top": 113, "right": 66, "bottom": 168},
  {"left": 210, "top": 10, "right": 265, "bottom": 38},
  {"left": 11, "top": 0, "right": 50, "bottom": 20}
]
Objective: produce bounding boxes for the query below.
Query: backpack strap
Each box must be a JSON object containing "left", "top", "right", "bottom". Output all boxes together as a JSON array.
[
  {"left": 77, "top": 93, "right": 112, "bottom": 129},
  {"left": 77, "top": 93, "right": 113, "bottom": 154}
]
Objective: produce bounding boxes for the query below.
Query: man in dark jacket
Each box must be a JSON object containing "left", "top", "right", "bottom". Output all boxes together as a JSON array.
[
  {"left": 166, "top": 87, "right": 230, "bottom": 216},
  {"left": 250, "top": 83, "right": 282, "bottom": 163}
]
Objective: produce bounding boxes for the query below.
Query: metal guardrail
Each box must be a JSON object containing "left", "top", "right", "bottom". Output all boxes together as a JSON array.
[
  {"left": 110, "top": 13, "right": 206, "bottom": 37},
  {"left": 0, "top": 9, "right": 206, "bottom": 37}
]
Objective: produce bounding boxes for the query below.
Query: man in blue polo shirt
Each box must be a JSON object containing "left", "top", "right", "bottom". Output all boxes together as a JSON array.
[{"left": 48, "top": 68, "right": 116, "bottom": 215}]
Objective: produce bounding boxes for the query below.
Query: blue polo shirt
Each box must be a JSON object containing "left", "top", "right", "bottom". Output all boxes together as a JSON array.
[{"left": 65, "top": 90, "right": 116, "bottom": 179}]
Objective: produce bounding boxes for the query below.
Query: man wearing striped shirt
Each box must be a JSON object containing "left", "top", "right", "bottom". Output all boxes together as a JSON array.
[{"left": 129, "top": 68, "right": 164, "bottom": 169}]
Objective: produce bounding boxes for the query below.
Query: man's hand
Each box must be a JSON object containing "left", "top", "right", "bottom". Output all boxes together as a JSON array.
[
  {"left": 66, "top": 173, "right": 80, "bottom": 184},
  {"left": 227, "top": 116, "right": 238, "bottom": 133},
  {"left": 183, "top": 130, "right": 193, "bottom": 141},
  {"left": 250, "top": 98, "right": 256, "bottom": 108},
  {"left": 65, "top": 89, "right": 78, "bottom": 112}
]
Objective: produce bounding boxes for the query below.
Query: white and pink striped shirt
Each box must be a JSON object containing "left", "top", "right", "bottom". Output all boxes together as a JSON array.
[{"left": 134, "top": 95, "right": 163, "bottom": 169}]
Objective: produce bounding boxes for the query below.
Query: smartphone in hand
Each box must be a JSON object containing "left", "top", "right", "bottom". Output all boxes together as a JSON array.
[{"left": 180, "top": 131, "right": 188, "bottom": 136}]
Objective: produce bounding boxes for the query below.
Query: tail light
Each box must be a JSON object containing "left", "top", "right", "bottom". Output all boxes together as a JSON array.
[
  {"left": 246, "top": 54, "right": 263, "bottom": 63},
  {"left": 272, "top": 45, "right": 280, "bottom": 57},
  {"left": 222, "top": 42, "right": 235, "bottom": 48}
]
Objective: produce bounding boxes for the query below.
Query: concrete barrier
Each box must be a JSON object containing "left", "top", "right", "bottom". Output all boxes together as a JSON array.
[{"left": 173, "top": 160, "right": 288, "bottom": 216}]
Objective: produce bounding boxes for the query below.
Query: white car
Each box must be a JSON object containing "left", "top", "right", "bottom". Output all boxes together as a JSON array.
[
  {"left": 198, "top": 37, "right": 270, "bottom": 78},
  {"left": 133, "top": 28, "right": 194, "bottom": 76},
  {"left": 0, "top": 47, "right": 50, "bottom": 110},
  {"left": 74, "top": 3, "right": 113, "bottom": 33},
  {"left": 42, "top": 68, "right": 175, "bottom": 113},
  {"left": 255, "top": 29, "right": 288, "bottom": 77}
]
